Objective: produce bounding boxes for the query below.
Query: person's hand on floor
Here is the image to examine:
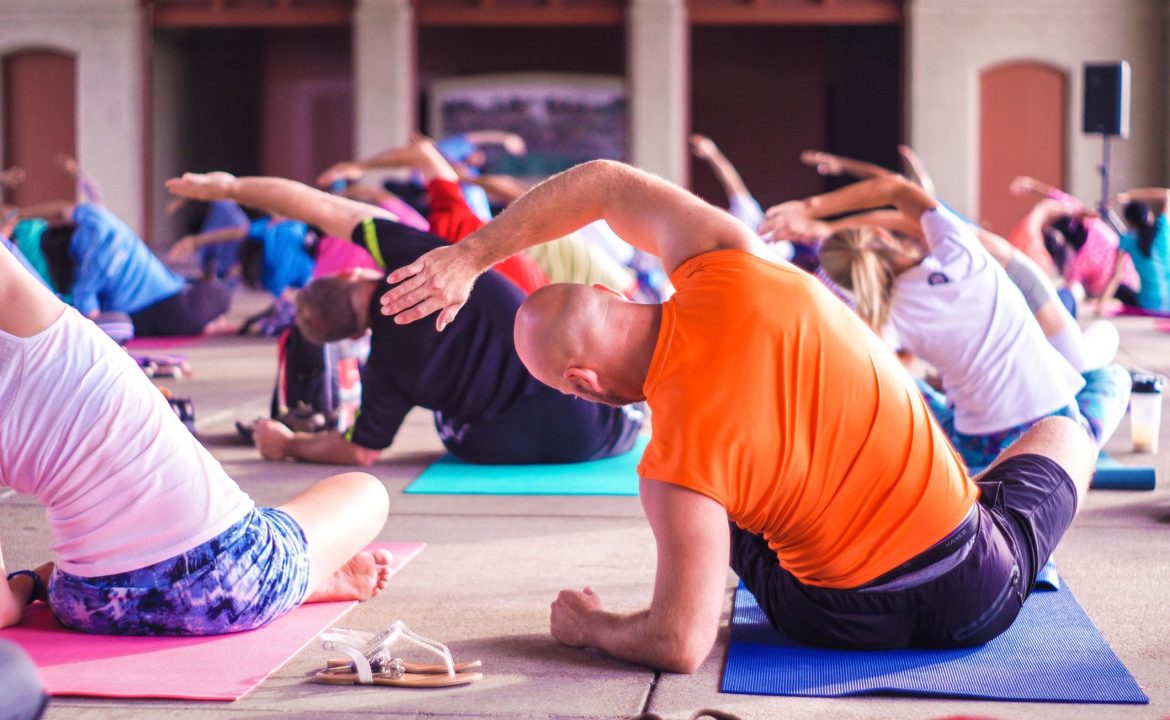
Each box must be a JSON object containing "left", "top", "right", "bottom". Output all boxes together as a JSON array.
[
  {"left": 550, "top": 586, "right": 604, "bottom": 648},
  {"left": 166, "top": 172, "right": 238, "bottom": 203},
  {"left": 253, "top": 419, "right": 294, "bottom": 461}
]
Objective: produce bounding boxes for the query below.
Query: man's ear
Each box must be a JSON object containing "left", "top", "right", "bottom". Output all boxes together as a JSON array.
[
  {"left": 564, "top": 366, "right": 604, "bottom": 395},
  {"left": 591, "top": 283, "right": 624, "bottom": 299}
]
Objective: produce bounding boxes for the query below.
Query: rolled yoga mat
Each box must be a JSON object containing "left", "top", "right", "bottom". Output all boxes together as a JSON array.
[
  {"left": 971, "top": 453, "right": 1155, "bottom": 491},
  {"left": 404, "top": 435, "right": 649, "bottom": 496},
  {"left": 721, "top": 580, "right": 1148, "bottom": 703},
  {"left": 0, "top": 541, "right": 425, "bottom": 701}
]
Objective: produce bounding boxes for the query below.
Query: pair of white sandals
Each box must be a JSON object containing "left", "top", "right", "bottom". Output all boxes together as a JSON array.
[{"left": 315, "top": 621, "right": 483, "bottom": 688}]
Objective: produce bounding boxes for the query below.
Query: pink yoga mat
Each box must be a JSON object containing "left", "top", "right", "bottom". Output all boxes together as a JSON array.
[{"left": 0, "top": 541, "right": 425, "bottom": 701}]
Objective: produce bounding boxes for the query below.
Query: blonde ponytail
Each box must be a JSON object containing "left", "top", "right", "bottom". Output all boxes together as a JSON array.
[{"left": 819, "top": 227, "right": 897, "bottom": 332}]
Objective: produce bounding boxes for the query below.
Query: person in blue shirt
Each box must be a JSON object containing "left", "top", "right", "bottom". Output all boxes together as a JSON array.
[
  {"left": 1100, "top": 188, "right": 1170, "bottom": 314},
  {"left": 166, "top": 198, "right": 251, "bottom": 282},
  {"left": 21, "top": 202, "right": 232, "bottom": 336}
]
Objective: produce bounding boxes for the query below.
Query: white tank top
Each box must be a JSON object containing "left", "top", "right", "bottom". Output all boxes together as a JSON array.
[{"left": 0, "top": 307, "right": 253, "bottom": 576}]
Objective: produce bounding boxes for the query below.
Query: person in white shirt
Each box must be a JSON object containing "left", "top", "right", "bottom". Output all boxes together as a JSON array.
[
  {"left": 765, "top": 175, "right": 1130, "bottom": 469},
  {"left": 0, "top": 242, "right": 392, "bottom": 636}
]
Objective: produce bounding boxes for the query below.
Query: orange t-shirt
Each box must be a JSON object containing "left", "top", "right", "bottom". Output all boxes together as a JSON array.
[{"left": 636, "top": 250, "right": 978, "bottom": 589}]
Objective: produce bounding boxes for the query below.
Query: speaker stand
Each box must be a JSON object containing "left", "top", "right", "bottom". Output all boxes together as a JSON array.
[{"left": 1096, "top": 133, "right": 1124, "bottom": 235}]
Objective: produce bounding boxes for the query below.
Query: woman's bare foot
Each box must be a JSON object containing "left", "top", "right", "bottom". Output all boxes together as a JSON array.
[{"left": 306, "top": 549, "right": 393, "bottom": 603}]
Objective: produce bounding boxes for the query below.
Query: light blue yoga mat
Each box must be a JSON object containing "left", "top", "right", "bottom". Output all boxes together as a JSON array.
[
  {"left": 722, "top": 580, "right": 1148, "bottom": 703},
  {"left": 404, "top": 435, "right": 648, "bottom": 496}
]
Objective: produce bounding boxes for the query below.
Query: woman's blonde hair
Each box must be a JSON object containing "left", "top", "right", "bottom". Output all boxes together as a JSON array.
[{"left": 819, "top": 227, "right": 900, "bottom": 332}]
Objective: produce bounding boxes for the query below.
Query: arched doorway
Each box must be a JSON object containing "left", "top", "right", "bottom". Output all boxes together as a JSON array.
[
  {"left": 979, "top": 61, "right": 1067, "bottom": 234},
  {"left": 2, "top": 49, "right": 77, "bottom": 206}
]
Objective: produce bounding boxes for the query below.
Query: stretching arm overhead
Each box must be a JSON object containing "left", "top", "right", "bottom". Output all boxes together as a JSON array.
[
  {"left": 166, "top": 172, "right": 395, "bottom": 242},
  {"left": 691, "top": 134, "right": 754, "bottom": 202},
  {"left": 897, "top": 145, "right": 936, "bottom": 197},
  {"left": 1116, "top": 188, "right": 1170, "bottom": 214},
  {"left": 824, "top": 209, "right": 924, "bottom": 240},
  {"left": 799, "top": 150, "right": 897, "bottom": 182},
  {"left": 317, "top": 136, "right": 460, "bottom": 188},
  {"left": 167, "top": 225, "right": 250, "bottom": 263},
  {"left": 379, "top": 159, "right": 765, "bottom": 329},
  {"left": 761, "top": 175, "right": 937, "bottom": 245}
]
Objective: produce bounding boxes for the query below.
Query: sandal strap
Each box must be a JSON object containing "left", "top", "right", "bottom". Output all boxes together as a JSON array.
[{"left": 322, "top": 621, "right": 456, "bottom": 679}]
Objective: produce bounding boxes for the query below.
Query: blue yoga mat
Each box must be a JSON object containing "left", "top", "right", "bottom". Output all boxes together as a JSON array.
[
  {"left": 971, "top": 453, "right": 1155, "bottom": 491},
  {"left": 722, "top": 581, "right": 1147, "bottom": 703},
  {"left": 404, "top": 435, "right": 648, "bottom": 495}
]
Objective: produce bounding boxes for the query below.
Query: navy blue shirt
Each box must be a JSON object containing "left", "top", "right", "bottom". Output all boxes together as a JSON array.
[{"left": 346, "top": 219, "right": 544, "bottom": 451}]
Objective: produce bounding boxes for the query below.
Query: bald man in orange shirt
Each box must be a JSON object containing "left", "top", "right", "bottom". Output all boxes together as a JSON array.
[{"left": 378, "top": 160, "right": 1096, "bottom": 673}]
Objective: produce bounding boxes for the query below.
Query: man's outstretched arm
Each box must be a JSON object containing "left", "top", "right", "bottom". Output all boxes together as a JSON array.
[
  {"left": 380, "top": 159, "right": 765, "bottom": 329},
  {"left": 549, "top": 479, "right": 729, "bottom": 673},
  {"left": 166, "top": 172, "right": 395, "bottom": 241}
]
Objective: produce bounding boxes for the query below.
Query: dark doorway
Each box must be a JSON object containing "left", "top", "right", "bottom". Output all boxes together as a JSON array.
[{"left": 690, "top": 24, "right": 901, "bottom": 210}]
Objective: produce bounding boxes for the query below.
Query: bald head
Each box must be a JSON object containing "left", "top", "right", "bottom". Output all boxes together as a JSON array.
[
  {"left": 515, "top": 284, "right": 600, "bottom": 384},
  {"left": 514, "top": 283, "right": 660, "bottom": 407}
]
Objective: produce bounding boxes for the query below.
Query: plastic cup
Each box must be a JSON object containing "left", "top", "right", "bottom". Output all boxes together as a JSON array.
[{"left": 1129, "top": 374, "right": 1164, "bottom": 454}]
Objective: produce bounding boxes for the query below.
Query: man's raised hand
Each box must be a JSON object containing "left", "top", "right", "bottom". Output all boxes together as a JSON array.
[
  {"left": 165, "top": 172, "right": 238, "bottom": 202},
  {"left": 380, "top": 242, "right": 484, "bottom": 331}
]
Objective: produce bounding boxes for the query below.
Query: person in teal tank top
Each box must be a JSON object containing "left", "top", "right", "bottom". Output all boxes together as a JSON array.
[{"left": 1100, "top": 188, "right": 1170, "bottom": 314}]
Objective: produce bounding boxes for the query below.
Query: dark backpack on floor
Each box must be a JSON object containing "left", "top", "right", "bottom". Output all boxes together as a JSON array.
[{"left": 271, "top": 325, "right": 341, "bottom": 432}]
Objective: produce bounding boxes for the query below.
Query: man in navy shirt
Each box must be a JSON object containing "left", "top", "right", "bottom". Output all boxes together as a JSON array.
[{"left": 165, "top": 171, "right": 643, "bottom": 466}]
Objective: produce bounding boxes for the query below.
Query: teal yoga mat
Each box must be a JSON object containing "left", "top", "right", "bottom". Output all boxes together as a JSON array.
[
  {"left": 722, "top": 580, "right": 1148, "bottom": 703},
  {"left": 404, "top": 435, "right": 648, "bottom": 495}
]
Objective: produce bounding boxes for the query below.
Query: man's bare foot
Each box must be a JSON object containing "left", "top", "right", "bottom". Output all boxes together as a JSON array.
[{"left": 306, "top": 549, "right": 393, "bottom": 603}]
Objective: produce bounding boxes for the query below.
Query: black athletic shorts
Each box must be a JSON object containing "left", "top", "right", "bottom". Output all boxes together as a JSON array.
[
  {"left": 730, "top": 453, "right": 1078, "bottom": 649},
  {"left": 130, "top": 279, "right": 232, "bottom": 337}
]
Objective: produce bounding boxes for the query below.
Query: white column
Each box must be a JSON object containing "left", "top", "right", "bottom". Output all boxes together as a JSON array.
[
  {"left": 353, "top": 0, "right": 416, "bottom": 158},
  {"left": 0, "top": 0, "right": 143, "bottom": 233},
  {"left": 627, "top": 0, "right": 688, "bottom": 186}
]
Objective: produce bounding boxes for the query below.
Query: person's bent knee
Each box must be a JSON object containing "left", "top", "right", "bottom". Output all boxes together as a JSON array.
[{"left": 0, "top": 640, "right": 49, "bottom": 720}]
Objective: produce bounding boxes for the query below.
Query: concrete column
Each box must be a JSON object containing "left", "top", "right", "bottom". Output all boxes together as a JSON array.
[
  {"left": 627, "top": 0, "right": 688, "bottom": 186},
  {"left": 0, "top": 0, "right": 143, "bottom": 233},
  {"left": 353, "top": 0, "right": 416, "bottom": 158}
]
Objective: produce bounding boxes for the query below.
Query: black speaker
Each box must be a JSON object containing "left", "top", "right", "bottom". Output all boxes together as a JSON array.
[{"left": 1082, "top": 62, "right": 1130, "bottom": 137}]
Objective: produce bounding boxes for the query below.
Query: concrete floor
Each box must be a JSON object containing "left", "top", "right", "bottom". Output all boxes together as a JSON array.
[{"left": 3, "top": 294, "right": 1168, "bottom": 720}]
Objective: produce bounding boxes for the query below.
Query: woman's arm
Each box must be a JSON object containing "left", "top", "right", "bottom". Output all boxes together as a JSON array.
[
  {"left": 800, "top": 150, "right": 896, "bottom": 181},
  {"left": 167, "top": 226, "right": 249, "bottom": 263},
  {"left": 1116, "top": 188, "right": 1170, "bottom": 214},
  {"left": 761, "top": 175, "right": 937, "bottom": 244},
  {"left": 824, "top": 209, "right": 924, "bottom": 240},
  {"left": 897, "top": 145, "right": 936, "bottom": 196}
]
